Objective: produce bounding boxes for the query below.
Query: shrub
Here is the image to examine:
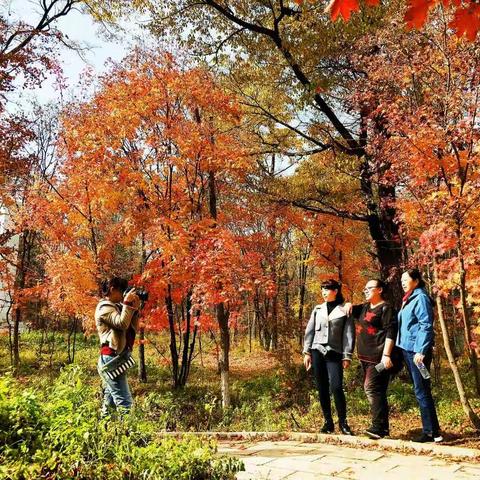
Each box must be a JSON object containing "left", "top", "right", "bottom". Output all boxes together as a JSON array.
[{"left": 0, "top": 366, "right": 243, "bottom": 479}]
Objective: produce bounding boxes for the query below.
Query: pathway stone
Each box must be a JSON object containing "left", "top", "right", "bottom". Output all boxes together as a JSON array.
[{"left": 218, "top": 439, "right": 480, "bottom": 480}]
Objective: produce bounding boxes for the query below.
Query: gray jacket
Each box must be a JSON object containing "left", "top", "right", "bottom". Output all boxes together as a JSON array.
[
  {"left": 95, "top": 300, "right": 138, "bottom": 354},
  {"left": 303, "top": 303, "right": 355, "bottom": 360}
]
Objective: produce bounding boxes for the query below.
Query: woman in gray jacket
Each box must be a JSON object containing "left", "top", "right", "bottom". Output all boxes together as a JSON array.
[
  {"left": 96, "top": 277, "right": 140, "bottom": 416},
  {"left": 303, "top": 279, "right": 355, "bottom": 435}
]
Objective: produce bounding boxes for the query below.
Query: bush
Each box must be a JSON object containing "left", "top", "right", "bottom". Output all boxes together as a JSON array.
[{"left": 0, "top": 366, "right": 243, "bottom": 479}]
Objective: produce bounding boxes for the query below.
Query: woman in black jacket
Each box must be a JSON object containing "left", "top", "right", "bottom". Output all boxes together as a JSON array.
[{"left": 350, "top": 279, "right": 398, "bottom": 439}]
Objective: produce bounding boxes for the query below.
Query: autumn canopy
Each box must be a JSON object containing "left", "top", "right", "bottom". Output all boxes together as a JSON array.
[{"left": 2, "top": 0, "right": 480, "bottom": 447}]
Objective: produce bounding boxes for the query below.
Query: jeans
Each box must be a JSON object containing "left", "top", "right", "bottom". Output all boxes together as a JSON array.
[
  {"left": 362, "top": 361, "right": 390, "bottom": 433},
  {"left": 97, "top": 354, "right": 133, "bottom": 416},
  {"left": 311, "top": 349, "right": 347, "bottom": 424},
  {"left": 402, "top": 349, "right": 440, "bottom": 435}
]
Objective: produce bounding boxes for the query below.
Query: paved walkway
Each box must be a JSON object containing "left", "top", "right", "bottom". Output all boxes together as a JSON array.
[{"left": 218, "top": 439, "right": 480, "bottom": 480}]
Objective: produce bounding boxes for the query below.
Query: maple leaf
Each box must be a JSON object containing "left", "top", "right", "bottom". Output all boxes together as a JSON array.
[
  {"left": 326, "top": 0, "right": 360, "bottom": 21},
  {"left": 404, "top": 0, "right": 436, "bottom": 29},
  {"left": 364, "top": 311, "right": 376, "bottom": 323},
  {"left": 450, "top": 5, "right": 480, "bottom": 41},
  {"left": 366, "top": 325, "right": 377, "bottom": 335}
]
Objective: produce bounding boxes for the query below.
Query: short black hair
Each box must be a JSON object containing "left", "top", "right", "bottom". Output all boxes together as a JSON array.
[
  {"left": 404, "top": 268, "right": 426, "bottom": 289},
  {"left": 321, "top": 279, "right": 344, "bottom": 303},
  {"left": 370, "top": 278, "right": 387, "bottom": 299},
  {"left": 101, "top": 277, "right": 129, "bottom": 296}
]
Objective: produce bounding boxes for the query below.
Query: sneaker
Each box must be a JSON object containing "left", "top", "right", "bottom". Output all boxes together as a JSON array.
[
  {"left": 321, "top": 422, "right": 334, "bottom": 434},
  {"left": 414, "top": 433, "right": 443, "bottom": 443},
  {"left": 339, "top": 422, "right": 354, "bottom": 436},
  {"left": 365, "top": 427, "right": 385, "bottom": 440}
]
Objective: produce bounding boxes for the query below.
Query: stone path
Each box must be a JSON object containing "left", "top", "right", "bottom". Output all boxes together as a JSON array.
[{"left": 218, "top": 440, "right": 480, "bottom": 480}]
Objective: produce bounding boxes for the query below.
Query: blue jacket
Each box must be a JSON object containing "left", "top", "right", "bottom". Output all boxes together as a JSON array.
[{"left": 397, "top": 288, "right": 434, "bottom": 354}]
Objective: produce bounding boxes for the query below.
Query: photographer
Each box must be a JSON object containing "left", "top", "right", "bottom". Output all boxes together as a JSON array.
[{"left": 96, "top": 277, "right": 140, "bottom": 417}]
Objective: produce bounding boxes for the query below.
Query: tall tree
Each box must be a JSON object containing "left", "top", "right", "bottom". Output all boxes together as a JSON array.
[
  {"left": 139, "top": 1, "right": 408, "bottom": 299},
  {"left": 351, "top": 10, "right": 480, "bottom": 425}
]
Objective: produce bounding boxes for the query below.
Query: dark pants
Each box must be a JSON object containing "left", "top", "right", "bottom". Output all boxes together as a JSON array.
[
  {"left": 311, "top": 349, "right": 346, "bottom": 424},
  {"left": 403, "top": 349, "right": 441, "bottom": 435},
  {"left": 362, "top": 361, "right": 390, "bottom": 433}
]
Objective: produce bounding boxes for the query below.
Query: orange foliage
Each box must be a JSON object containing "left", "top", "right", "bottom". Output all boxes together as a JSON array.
[{"left": 30, "top": 49, "right": 268, "bottom": 334}]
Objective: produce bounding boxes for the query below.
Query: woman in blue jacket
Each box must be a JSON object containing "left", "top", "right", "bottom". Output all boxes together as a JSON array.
[{"left": 397, "top": 269, "right": 442, "bottom": 443}]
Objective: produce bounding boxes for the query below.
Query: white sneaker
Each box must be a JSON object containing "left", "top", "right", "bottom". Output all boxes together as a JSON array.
[{"left": 434, "top": 435, "right": 444, "bottom": 443}]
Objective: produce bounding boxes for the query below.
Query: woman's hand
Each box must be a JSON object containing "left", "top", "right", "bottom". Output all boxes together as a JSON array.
[
  {"left": 413, "top": 352, "right": 425, "bottom": 366},
  {"left": 382, "top": 355, "right": 393, "bottom": 370},
  {"left": 303, "top": 353, "right": 312, "bottom": 371},
  {"left": 124, "top": 290, "right": 140, "bottom": 309},
  {"left": 344, "top": 302, "right": 353, "bottom": 315},
  {"left": 342, "top": 359, "right": 351, "bottom": 369}
]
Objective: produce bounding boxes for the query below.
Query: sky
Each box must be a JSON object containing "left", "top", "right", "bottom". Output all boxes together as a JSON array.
[
  {"left": 6, "top": 0, "right": 144, "bottom": 106},
  {"left": 4, "top": 1, "right": 298, "bottom": 176}
]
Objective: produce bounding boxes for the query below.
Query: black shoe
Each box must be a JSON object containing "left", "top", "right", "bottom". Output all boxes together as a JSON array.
[
  {"left": 339, "top": 422, "right": 354, "bottom": 435},
  {"left": 321, "top": 422, "right": 335, "bottom": 433},
  {"left": 365, "top": 427, "right": 386, "bottom": 440},
  {"left": 414, "top": 433, "right": 443, "bottom": 443}
]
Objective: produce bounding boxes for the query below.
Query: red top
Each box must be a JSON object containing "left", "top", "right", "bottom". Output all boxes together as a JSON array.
[{"left": 100, "top": 345, "right": 116, "bottom": 355}]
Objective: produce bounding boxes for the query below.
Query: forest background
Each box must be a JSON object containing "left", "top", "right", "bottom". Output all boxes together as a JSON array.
[{"left": 2, "top": 0, "right": 480, "bottom": 478}]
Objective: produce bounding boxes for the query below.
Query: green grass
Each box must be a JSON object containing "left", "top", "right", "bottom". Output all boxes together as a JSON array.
[{"left": 1, "top": 331, "right": 480, "bottom": 448}]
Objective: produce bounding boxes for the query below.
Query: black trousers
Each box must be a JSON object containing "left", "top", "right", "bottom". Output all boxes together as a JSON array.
[
  {"left": 311, "top": 349, "right": 347, "bottom": 424},
  {"left": 361, "top": 361, "right": 391, "bottom": 433}
]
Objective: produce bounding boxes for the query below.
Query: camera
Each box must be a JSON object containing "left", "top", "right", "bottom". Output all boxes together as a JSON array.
[{"left": 124, "top": 286, "right": 149, "bottom": 302}]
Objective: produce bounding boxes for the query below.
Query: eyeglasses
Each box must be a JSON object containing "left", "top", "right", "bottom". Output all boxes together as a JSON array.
[{"left": 363, "top": 286, "right": 379, "bottom": 292}]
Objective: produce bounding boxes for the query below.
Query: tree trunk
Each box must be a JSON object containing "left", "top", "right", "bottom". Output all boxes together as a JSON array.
[
  {"left": 297, "top": 248, "right": 309, "bottom": 345},
  {"left": 365, "top": 184, "right": 404, "bottom": 307},
  {"left": 434, "top": 262, "right": 480, "bottom": 429},
  {"left": 138, "top": 326, "right": 147, "bottom": 382},
  {"left": 12, "top": 308, "right": 21, "bottom": 371},
  {"left": 271, "top": 290, "right": 278, "bottom": 350},
  {"left": 217, "top": 302, "right": 230, "bottom": 409},
  {"left": 166, "top": 286, "right": 180, "bottom": 387},
  {"left": 72, "top": 319, "right": 77, "bottom": 363},
  {"left": 208, "top": 169, "right": 231, "bottom": 408},
  {"left": 177, "top": 293, "right": 197, "bottom": 387},
  {"left": 12, "top": 230, "right": 31, "bottom": 373},
  {"left": 457, "top": 246, "right": 480, "bottom": 395},
  {"left": 137, "top": 232, "right": 148, "bottom": 382},
  {"left": 247, "top": 299, "right": 253, "bottom": 353},
  {"left": 67, "top": 316, "right": 78, "bottom": 363}
]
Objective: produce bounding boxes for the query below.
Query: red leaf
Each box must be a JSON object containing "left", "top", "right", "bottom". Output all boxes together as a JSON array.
[
  {"left": 450, "top": 5, "right": 480, "bottom": 41},
  {"left": 326, "top": 0, "right": 360, "bottom": 21},
  {"left": 404, "top": 0, "right": 436, "bottom": 30}
]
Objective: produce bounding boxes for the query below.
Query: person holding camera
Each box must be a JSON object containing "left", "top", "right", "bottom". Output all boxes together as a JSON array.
[
  {"left": 348, "top": 279, "right": 398, "bottom": 440},
  {"left": 96, "top": 277, "right": 140, "bottom": 416},
  {"left": 303, "top": 279, "right": 355, "bottom": 435}
]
